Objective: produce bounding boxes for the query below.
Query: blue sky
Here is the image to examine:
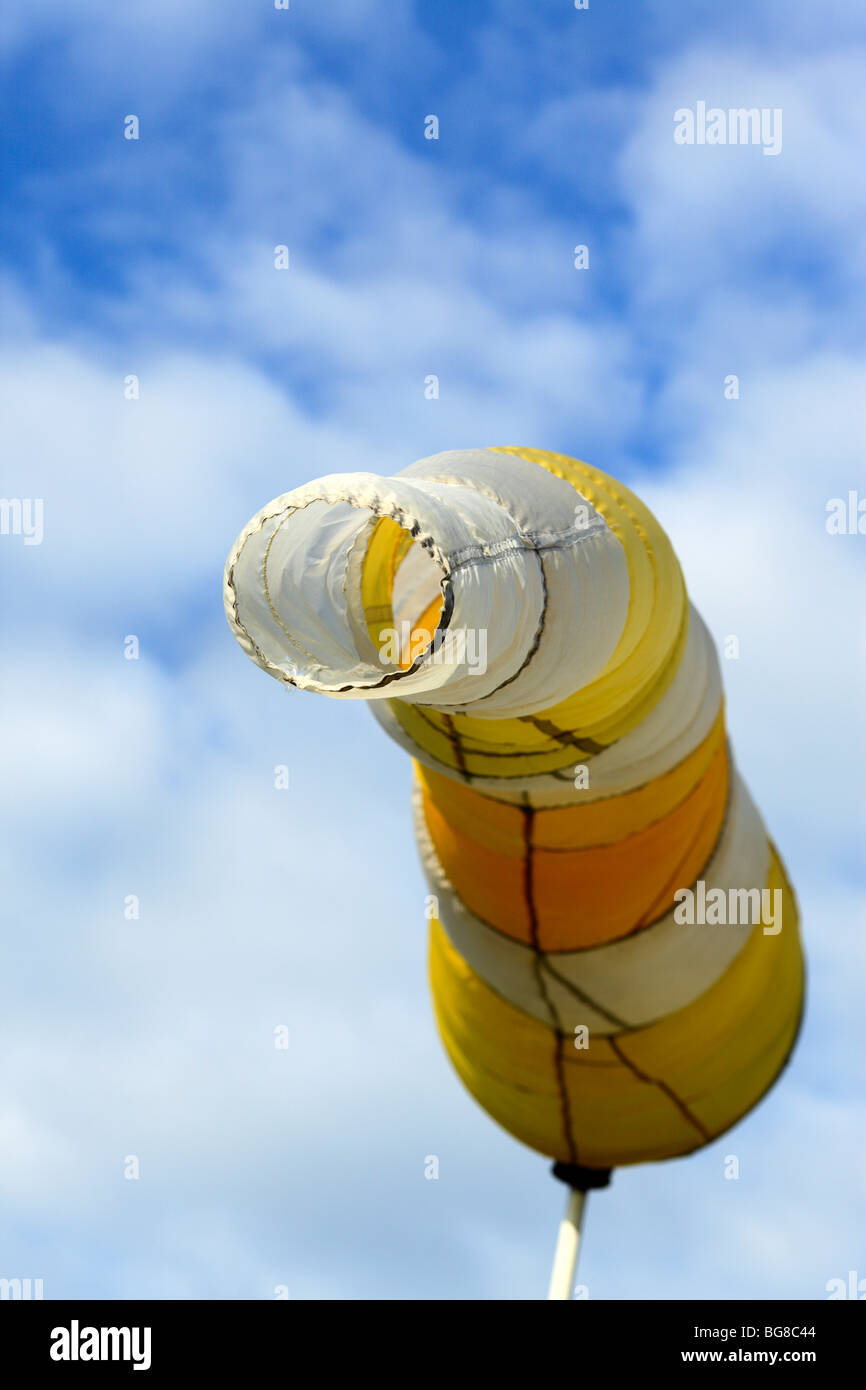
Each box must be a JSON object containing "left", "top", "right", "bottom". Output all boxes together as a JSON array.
[{"left": 1, "top": 0, "right": 864, "bottom": 1299}]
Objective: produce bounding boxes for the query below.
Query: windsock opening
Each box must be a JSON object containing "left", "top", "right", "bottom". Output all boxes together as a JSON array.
[
  {"left": 359, "top": 515, "right": 445, "bottom": 670},
  {"left": 223, "top": 472, "right": 490, "bottom": 699},
  {"left": 225, "top": 453, "right": 635, "bottom": 712}
]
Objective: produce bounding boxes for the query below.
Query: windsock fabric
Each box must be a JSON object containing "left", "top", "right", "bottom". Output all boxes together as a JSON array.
[{"left": 225, "top": 447, "right": 803, "bottom": 1169}]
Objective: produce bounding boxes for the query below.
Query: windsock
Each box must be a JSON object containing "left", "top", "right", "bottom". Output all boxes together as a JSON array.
[{"left": 225, "top": 447, "right": 803, "bottom": 1171}]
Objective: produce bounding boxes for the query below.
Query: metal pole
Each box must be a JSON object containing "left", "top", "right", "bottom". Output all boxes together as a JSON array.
[{"left": 547, "top": 1186, "right": 587, "bottom": 1300}]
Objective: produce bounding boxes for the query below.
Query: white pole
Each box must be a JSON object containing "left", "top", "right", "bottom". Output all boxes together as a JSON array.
[{"left": 547, "top": 1186, "right": 587, "bottom": 1300}]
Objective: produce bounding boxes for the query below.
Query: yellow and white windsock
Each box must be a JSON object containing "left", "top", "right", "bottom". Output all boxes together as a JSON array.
[{"left": 225, "top": 447, "right": 803, "bottom": 1171}]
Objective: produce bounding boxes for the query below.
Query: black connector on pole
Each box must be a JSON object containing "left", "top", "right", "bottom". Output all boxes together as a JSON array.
[{"left": 551, "top": 1162, "right": 613, "bottom": 1191}]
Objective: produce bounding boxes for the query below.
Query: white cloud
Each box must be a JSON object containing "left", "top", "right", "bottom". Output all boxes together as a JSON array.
[{"left": 620, "top": 47, "right": 866, "bottom": 311}]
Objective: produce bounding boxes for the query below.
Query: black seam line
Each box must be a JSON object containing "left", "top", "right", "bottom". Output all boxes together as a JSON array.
[
  {"left": 550, "top": 722, "right": 723, "bottom": 816},
  {"left": 246, "top": 583, "right": 456, "bottom": 696},
  {"left": 441, "top": 714, "right": 471, "bottom": 783},
  {"left": 405, "top": 706, "right": 605, "bottom": 758},
  {"left": 322, "top": 492, "right": 452, "bottom": 574},
  {"left": 527, "top": 761, "right": 726, "bottom": 855},
  {"left": 399, "top": 469, "right": 608, "bottom": 553},
  {"left": 391, "top": 704, "right": 576, "bottom": 786},
  {"left": 607, "top": 1036, "right": 712, "bottom": 1143},
  {"left": 233, "top": 492, "right": 457, "bottom": 695},
  {"left": 416, "top": 825, "right": 730, "bottom": 965},
  {"left": 411, "top": 547, "right": 547, "bottom": 717},
  {"left": 522, "top": 802, "right": 578, "bottom": 1165},
  {"left": 403, "top": 703, "right": 583, "bottom": 770},
  {"left": 419, "top": 709, "right": 595, "bottom": 763},
  {"left": 547, "top": 767, "right": 734, "bottom": 950},
  {"left": 226, "top": 564, "right": 281, "bottom": 681},
  {"left": 413, "top": 844, "right": 648, "bottom": 963},
  {"left": 521, "top": 714, "right": 609, "bottom": 756},
  {"left": 539, "top": 958, "right": 632, "bottom": 1032},
  {"left": 426, "top": 851, "right": 749, "bottom": 1015},
  {"left": 444, "top": 523, "right": 607, "bottom": 574},
  {"left": 547, "top": 794, "right": 728, "bottom": 954},
  {"left": 687, "top": 981, "right": 806, "bottom": 1151},
  {"left": 418, "top": 774, "right": 729, "bottom": 958},
  {"left": 451, "top": 549, "right": 550, "bottom": 707}
]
